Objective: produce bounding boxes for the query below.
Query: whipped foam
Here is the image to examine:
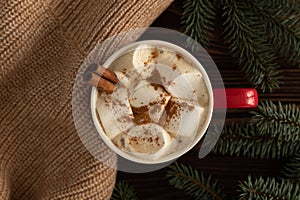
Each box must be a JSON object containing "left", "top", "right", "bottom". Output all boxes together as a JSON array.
[{"left": 96, "top": 44, "right": 210, "bottom": 161}]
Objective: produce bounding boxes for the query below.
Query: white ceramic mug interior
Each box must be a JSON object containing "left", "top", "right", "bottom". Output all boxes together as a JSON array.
[{"left": 90, "top": 40, "right": 214, "bottom": 164}]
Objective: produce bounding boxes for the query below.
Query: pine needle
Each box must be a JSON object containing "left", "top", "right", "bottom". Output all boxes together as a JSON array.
[
  {"left": 166, "top": 162, "right": 225, "bottom": 200},
  {"left": 252, "top": 0, "right": 300, "bottom": 66},
  {"left": 181, "top": 0, "right": 216, "bottom": 48},
  {"left": 282, "top": 152, "right": 300, "bottom": 182},
  {"left": 212, "top": 101, "right": 300, "bottom": 159},
  {"left": 212, "top": 122, "right": 300, "bottom": 159},
  {"left": 250, "top": 101, "right": 300, "bottom": 140},
  {"left": 222, "top": 0, "right": 281, "bottom": 92},
  {"left": 182, "top": 0, "right": 299, "bottom": 91},
  {"left": 238, "top": 176, "right": 300, "bottom": 200},
  {"left": 111, "top": 181, "right": 137, "bottom": 200}
]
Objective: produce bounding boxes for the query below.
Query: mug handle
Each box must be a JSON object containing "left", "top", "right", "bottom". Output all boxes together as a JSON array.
[{"left": 213, "top": 88, "right": 258, "bottom": 108}]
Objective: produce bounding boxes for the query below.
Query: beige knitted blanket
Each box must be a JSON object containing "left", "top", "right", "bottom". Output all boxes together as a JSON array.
[{"left": 0, "top": 0, "right": 173, "bottom": 199}]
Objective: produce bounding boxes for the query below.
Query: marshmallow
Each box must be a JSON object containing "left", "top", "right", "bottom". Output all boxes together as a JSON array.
[
  {"left": 153, "top": 64, "right": 198, "bottom": 105},
  {"left": 179, "top": 72, "right": 210, "bottom": 107},
  {"left": 109, "top": 52, "right": 134, "bottom": 73},
  {"left": 163, "top": 97, "right": 205, "bottom": 138},
  {"left": 129, "top": 80, "right": 171, "bottom": 123},
  {"left": 132, "top": 45, "right": 156, "bottom": 79},
  {"left": 96, "top": 86, "right": 135, "bottom": 140},
  {"left": 127, "top": 123, "right": 171, "bottom": 154},
  {"left": 132, "top": 45, "right": 157, "bottom": 67},
  {"left": 96, "top": 93, "right": 120, "bottom": 139},
  {"left": 154, "top": 47, "right": 177, "bottom": 67}
]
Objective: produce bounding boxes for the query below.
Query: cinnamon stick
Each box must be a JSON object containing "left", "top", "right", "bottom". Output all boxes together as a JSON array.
[
  {"left": 84, "top": 63, "right": 119, "bottom": 94},
  {"left": 88, "top": 63, "right": 119, "bottom": 84},
  {"left": 84, "top": 71, "right": 115, "bottom": 94}
]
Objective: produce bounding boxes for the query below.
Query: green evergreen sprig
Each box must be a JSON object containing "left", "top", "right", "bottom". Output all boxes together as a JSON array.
[
  {"left": 260, "top": 0, "right": 300, "bottom": 11},
  {"left": 222, "top": 0, "right": 281, "bottom": 92},
  {"left": 181, "top": 0, "right": 300, "bottom": 91},
  {"left": 249, "top": 0, "right": 300, "bottom": 66},
  {"left": 212, "top": 123, "right": 299, "bottom": 159},
  {"left": 250, "top": 101, "right": 300, "bottom": 140},
  {"left": 212, "top": 101, "right": 300, "bottom": 159},
  {"left": 238, "top": 176, "right": 300, "bottom": 200},
  {"left": 181, "top": 0, "right": 215, "bottom": 48},
  {"left": 282, "top": 152, "right": 300, "bottom": 182},
  {"left": 111, "top": 181, "right": 137, "bottom": 200},
  {"left": 166, "top": 162, "right": 224, "bottom": 200}
]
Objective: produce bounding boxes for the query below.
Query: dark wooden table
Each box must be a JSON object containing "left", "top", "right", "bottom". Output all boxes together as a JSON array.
[{"left": 117, "top": 1, "right": 300, "bottom": 199}]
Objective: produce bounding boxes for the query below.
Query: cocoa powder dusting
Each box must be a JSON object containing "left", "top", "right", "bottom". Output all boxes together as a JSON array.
[
  {"left": 164, "top": 99, "right": 195, "bottom": 124},
  {"left": 132, "top": 106, "right": 151, "bottom": 125},
  {"left": 104, "top": 96, "right": 110, "bottom": 104},
  {"left": 155, "top": 137, "right": 161, "bottom": 146},
  {"left": 113, "top": 99, "right": 127, "bottom": 107},
  {"left": 165, "top": 99, "right": 180, "bottom": 124},
  {"left": 151, "top": 50, "right": 159, "bottom": 58},
  {"left": 181, "top": 102, "right": 195, "bottom": 111},
  {"left": 161, "top": 97, "right": 167, "bottom": 105},
  {"left": 172, "top": 64, "right": 177, "bottom": 70},
  {"left": 176, "top": 53, "right": 182, "bottom": 59},
  {"left": 117, "top": 115, "right": 131, "bottom": 123},
  {"left": 149, "top": 97, "right": 167, "bottom": 107},
  {"left": 143, "top": 56, "right": 153, "bottom": 66},
  {"left": 150, "top": 83, "right": 159, "bottom": 90},
  {"left": 148, "top": 137, "right": 153, "bottom": 142},
  {"left": 120, "top": 137, "right": 125, "bottom": 147}
]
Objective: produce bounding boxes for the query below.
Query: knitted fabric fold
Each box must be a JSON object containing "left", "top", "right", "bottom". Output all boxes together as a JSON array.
[{"left": 0, "top": 0, "right": 173, "bottom": 199}]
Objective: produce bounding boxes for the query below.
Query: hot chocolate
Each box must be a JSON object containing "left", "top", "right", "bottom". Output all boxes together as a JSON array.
[{"left": 95, "top": 44, "right": 210, "bottom": 161}]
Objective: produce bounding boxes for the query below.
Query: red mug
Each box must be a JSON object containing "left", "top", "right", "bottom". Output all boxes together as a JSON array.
[
  {"left": 90, "top": 40, "right": 259, "bottom": 164},
  {"left": 214, "top": 88, "right": 258, "bottom": 108}
]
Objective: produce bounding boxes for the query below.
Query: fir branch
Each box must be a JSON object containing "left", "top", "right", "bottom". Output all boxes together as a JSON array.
[
  {"left": 111, "top": 181, "right": 137, "bottom": 200},
  {"left": 256, "top": 0, "right": 300, "bottom": 18},
  {"left": 221, "top": 0, "right": 281, "bottom": 92},
  {"left": 248, "top": 0, "right": 300, "bottom": 66},
  {"left": 260, "top": 0, "right": 300, "bottom": 9},
  {"left": 282, "top": 152, "right": 300, "bottom": 182},
  {"left": 213, "top": 101, "right": 300, "bottom": 158},
  {"left": 181, "top": 0, "right": 216, "bottom": 48},
  {"left": 166, "top": 162, "right": 224, "bottom": 200},
  {"left": 250, "top": 101, "right": 300, "bottom": 141},
  {"left": 238, "top": 176, "right": 300, "bottom": 200},
  {"left": 212, "top": 123, "right": 300, "bottom": 159}
]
